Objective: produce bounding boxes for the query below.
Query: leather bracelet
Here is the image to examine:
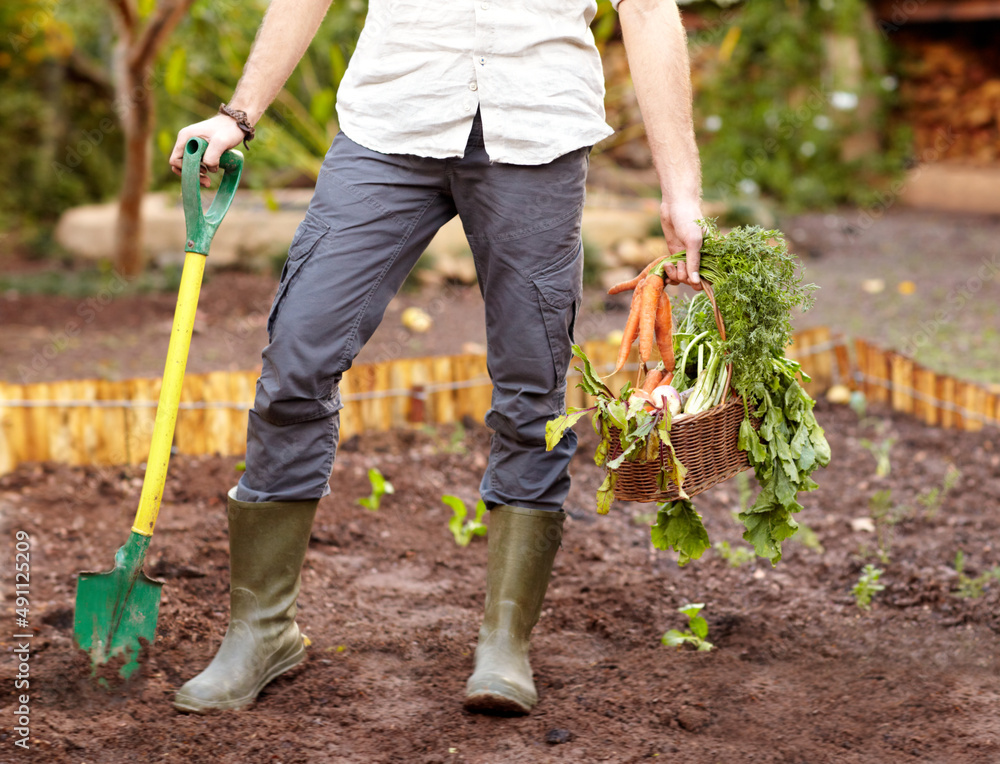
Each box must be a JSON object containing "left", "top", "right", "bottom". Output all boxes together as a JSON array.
[{"left": 219, "top": 103, "right": 255, "bottom": 150}]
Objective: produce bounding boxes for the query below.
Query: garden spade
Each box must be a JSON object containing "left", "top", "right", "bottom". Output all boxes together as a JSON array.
[{"left": 74, "top": 138, "right": 243, "bottom": 682}]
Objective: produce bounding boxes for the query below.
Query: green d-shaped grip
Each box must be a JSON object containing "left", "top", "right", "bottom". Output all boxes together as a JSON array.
[{"left": 181, "top": 137, "right": 244, "bottom": 255}]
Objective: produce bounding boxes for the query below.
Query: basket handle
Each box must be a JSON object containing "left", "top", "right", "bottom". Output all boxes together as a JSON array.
[{"left": 699, "top": 281, "right": 725, "bottom": 342}]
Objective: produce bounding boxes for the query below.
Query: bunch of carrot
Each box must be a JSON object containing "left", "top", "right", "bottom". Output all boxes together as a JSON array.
[{"left": 609, "top": 258, "right": 675, "bottom": 393}]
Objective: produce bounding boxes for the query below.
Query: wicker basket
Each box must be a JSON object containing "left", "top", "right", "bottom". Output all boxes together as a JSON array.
[{"left": 607, "top": 283, "right": 754, "bottom": 503}]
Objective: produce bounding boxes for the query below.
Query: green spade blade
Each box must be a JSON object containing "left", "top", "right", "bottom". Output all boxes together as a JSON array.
[{"left": 74, "top": 532, "right": 162, "bottom": 681}]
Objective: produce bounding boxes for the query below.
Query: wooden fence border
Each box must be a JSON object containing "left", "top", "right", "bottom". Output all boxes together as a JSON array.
[{"left": 0, "top": 327, "right": 995, "bottom": 475}]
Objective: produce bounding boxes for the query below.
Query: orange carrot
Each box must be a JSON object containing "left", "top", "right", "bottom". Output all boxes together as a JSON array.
[
  {"left": 655, "top": 288, "right": 674, "bottom": 371},
  {"left": 606, "top": 256, "right": 669, "bottom": 296},
  {"left": 607, "top": 276, "right": 641, "bottom": 296},
  {"left": 638, "top": 274, "right": 664, "bottom": 365},
  {"left": 614, "top": 278, "right": 645, "bottom": 373},
  {"left": 641, "top": 367, "right": 665, "bottom": 393}
]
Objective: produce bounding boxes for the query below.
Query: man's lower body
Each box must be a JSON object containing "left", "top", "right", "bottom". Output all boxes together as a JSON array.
[{"left": 173, "top": 114, "right": 588, "bottom": 715}]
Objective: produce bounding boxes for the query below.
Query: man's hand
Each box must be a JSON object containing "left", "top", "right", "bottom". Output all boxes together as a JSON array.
[
  {"left": 166, "top": 0, "right": 334, "bottom": 187},
  {"left": 169, "top": 115, "right": 246, "bottom": 188},
  {"left": 659, "top": 199, "right": 703, "bottom": 289}
]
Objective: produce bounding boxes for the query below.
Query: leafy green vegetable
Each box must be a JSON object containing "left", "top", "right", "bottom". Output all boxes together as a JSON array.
[
  {"left": 852, "top": 564, "right": 886, "bottom": 610},
  {"left": 666, "top": 220, "right": 816, "bottom": 404},
  {"left": 736, "top": 358, "right": 831, "bottom": 563},
  {"left": 650, "top": 500, "right": 710, "bottom": 565},
  {"left": 682, "top": 337, "right": 726, "bottom": 413},
  {"left": 662, "top": 603, "right": 714, "bottom": 652},
  {"left": 442, "top": 495, "right": 488, "bottom": 547},
  {"left": 596, "top": 473, "right": 616, "bottom": 515},
  {"left": 547, "top": 224, "right": 831, "bottom": 567},
  {"left": 358, "top": 467, "right": 394, "bottom": 512},
  {"left": 547, "top": 344, "right": 686, "bottom": 517},
  {"left": 545, "top": 408, "right": 590, "bottom": 452},
  {"left": 571, "top": 344, "right": 613, "bottom": 398}
]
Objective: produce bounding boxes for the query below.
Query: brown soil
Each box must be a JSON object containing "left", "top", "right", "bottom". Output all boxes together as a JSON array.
[
  {"left": 2, "top": 400, "right": 1000, "bottom": 763},
  {"left": 2, "top": 207, "right": 998, "bottom": 387}
]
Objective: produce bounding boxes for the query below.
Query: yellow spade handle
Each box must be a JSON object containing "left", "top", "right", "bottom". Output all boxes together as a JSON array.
[{"left": 131, "top": 251, "right": 206, "bottom": 536}]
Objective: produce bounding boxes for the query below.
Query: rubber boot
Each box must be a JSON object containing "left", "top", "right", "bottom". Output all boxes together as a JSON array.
[
  {"left": 464, "top": 505, "right": 565, "bottom": 715},
  {"left": 173, "top": 488, "right": 318, "bottom": 714}
]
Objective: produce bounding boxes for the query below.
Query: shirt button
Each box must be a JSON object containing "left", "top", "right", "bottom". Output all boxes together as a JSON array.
[
  {"left": 469, "top": 82, "right": 478, "bottom": 91},
  {"left": 481, "top": 1, "right": 490, "bottom": 8},
  {"left": 479, "top": 56, "right": 486, "bottom": 65},
  {"left": 463, "top": 102, "right": 472, "bottom": 112}
]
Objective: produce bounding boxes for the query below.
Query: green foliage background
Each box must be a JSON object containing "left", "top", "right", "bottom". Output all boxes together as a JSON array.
[
  {"left": 1, "top": 0, "right": 372, "bottom": 232},
  {"left": 690, "top": 0, "right": 908, "bottom": 210},
  {"left": 2, "top": 0, "right": 906, "bottom": 242},
  {"left": 1, "top": 2, "right": 120, "bottom": 235}
]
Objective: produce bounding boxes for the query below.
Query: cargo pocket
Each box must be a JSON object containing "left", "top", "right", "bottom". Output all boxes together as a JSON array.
[
  {"left": 267, "top": 215, "right": 332, "bottom": 337},
  {"left": 529, "top": 241, "right": 584, "bottom": 391}
]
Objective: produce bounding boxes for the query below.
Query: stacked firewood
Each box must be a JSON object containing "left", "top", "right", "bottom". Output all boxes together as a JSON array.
[{"left": 898, "top": 38, "right": 1000, "bottom": 164}]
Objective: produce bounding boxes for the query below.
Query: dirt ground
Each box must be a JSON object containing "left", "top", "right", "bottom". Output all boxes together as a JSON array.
[
  {"left": 2, "top": 207, "right": 998, "bottom": 387},
  {"left": 1, "top": 399, "right": 999, "bottom": 763}
]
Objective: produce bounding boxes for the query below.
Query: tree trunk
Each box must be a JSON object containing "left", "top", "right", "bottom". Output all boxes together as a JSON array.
[
  {"left": 114, "top": 58, "right": 155, "bottom": 277},
  {"left": 109, "top": 0, "right": 193, "bottom": 276}
]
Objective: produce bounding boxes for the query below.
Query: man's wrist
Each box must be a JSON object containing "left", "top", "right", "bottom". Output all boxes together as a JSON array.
[
  {"left": 219, "top": 103, "right": 257, "bottom": 149},
  {"left": 658, "top": 175, "right": 701, "bottom": 203},
  {"left": 661, "top": 194, "right": 702, "bottom": 214},
  {"left": 225, "top": 98, "right": 265, "bottom": 127}
]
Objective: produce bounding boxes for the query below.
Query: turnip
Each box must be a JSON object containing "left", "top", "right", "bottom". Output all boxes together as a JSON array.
[{"left": 650, "top": 385, "right": 681, "bottom": 416}]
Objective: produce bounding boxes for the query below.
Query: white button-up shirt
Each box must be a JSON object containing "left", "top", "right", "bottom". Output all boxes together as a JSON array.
[{"left": 335, "top": 0, "right": 623, "bottom": 165}]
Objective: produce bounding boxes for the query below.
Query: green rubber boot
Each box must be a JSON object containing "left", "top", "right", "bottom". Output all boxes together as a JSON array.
[
  {"left": 464, "top": 505, "right": 565, "bottom": 715},
  {"left": 173, "top": 488, "right": 318, "bottom": 714}
]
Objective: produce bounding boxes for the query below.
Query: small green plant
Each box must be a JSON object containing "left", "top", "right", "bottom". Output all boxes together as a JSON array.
[
  {"left": 421, "top": 422, "right": 468, "bottom": 455},
  {"left": 358, "top": 467, "right": 394, "bottom": 511},
  {"left": 441, "top": 495, "right": 488, "bottom": 546},
  {"left": 869, "top": 488, "right": 894, "bottom": 516},
  {"left": 444, "top": 421, "right": 468, "bottom": 454},
  {"left": 917, "top": 465, "right": 961, "bottom": 519},
  {"left": 852, "top": 564, "right": 885, "bottom": 610},
  {"left": 849, "top": 390, "right": 867, "bottom": 420},
  {"left": 713, "top": 541, "right": 755, "bottom": 568},
  {"left": 661, "top": 603, "right": 714, "bottom": 652},
  {"left": 953, "top": 550, "right": 1000, "bottom": 599},
  {"left": 868, "top": 488, "right": 909, "bottom": 564},
  {"left": 860, "top": 436, "right": 896, "bottom": 478},
  {"left": 790, "top": 522, "right": 825, "bottom": 554},
  {"left": 631, "top": 510, "right": 657, "bottom": 527}
]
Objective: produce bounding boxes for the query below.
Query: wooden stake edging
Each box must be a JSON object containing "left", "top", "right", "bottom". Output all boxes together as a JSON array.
[
  {"left": 890, "top": 353, "right": 914, "bottom": 415},
  {"left": 833, "top": 335, "right": 852, "bottom": 389},
  {"left": 913, "top": 364, "right": 936, "bottom": 426},
  {"left": 0, "top": 326, "right": 995, "bottom": 475}
]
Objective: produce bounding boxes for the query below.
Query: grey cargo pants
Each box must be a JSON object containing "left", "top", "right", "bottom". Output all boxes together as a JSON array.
[{"left": 236, "top": 114, "right": 588, "bottom": 511}]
